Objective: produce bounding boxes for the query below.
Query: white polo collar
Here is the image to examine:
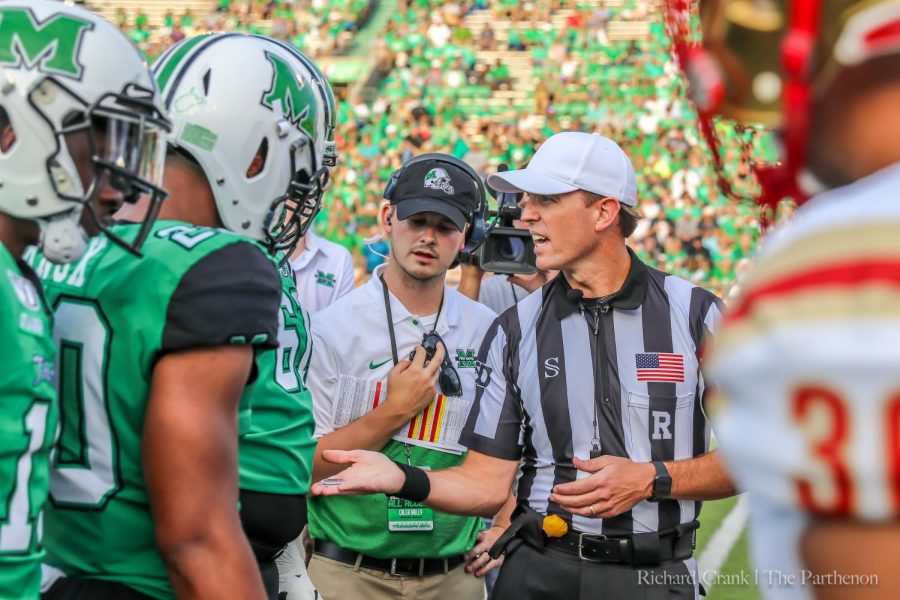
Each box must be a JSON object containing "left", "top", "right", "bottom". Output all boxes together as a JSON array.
[
  {"left": 365, "top": 264, "right": 458, "bottom": 334},
  {"left": 290, "top": 230, "right": 323, "bottom": 271}
]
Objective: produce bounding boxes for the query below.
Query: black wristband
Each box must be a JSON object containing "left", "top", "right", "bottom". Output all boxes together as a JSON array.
[{"left": 393, "top": 461, "right": 431, "bottom": 503}]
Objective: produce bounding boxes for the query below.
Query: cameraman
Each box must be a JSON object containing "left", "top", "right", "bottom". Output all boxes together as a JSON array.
[
  {"left": 456, "top": 177, "right": 556, "bottom": 313},
  {"left": 304, "top": 154, "right": 499, "bottom": 599},
  {"left": 458, "top": 220, "right": 557, "bottom": 313}
]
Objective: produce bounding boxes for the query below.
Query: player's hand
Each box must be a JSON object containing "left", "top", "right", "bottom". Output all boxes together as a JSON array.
[
  {"left": 548, "top": 456, "right": 655, "bottom": 518},
  {"left": 384, "top": 344, "right": 444, "bottom": 421},
  {"left": 507, "top": 269, "right": 557, "bottom": 293},
  {"left": 463, "top": 526, "right": 506, "bottom": 577},
  {"left": 311, "top": 450, "right": 406, "bottom": 496}
]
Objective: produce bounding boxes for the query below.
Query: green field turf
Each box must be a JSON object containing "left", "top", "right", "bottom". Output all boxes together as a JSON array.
[{"left": 698, "top": 496, "right": 761, "bottom": 600}]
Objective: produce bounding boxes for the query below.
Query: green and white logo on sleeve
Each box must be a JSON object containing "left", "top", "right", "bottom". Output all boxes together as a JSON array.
[
  {"left": 260, "top": 51, "right": 318, "bottom": 139},
  {"left": 0, "top": 8, "right": 93, "bottom": 78}
]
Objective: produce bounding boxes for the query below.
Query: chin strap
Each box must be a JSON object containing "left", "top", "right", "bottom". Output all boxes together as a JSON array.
[{"left": 40, "top": 211, "right": 88, "bottom": 265}]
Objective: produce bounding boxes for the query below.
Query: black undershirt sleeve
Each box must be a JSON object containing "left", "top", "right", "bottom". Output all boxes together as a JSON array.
[{"left": 161, "top": 242, "right": 281, "bottom": 355}]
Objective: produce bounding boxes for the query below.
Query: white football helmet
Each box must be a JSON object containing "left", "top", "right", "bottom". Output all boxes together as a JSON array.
[
  {"left": 298, "top": 50, "right": 338, "bottom": 167},
  {"left": 0, "top": 0, "right": 169, "bottom": 263},
  {"left": 152, "top": 34, "right": 332, "bottom": 256}
]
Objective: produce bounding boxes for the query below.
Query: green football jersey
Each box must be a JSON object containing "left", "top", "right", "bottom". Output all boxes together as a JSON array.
[
  {"left": 0, "top": 244, "right": 57, "bottom": 600},
  {"left": 29, "top": 221, "right": 281, "bottom": 600},
  {"left": 238, "top": 260, "right": 316, "bottom": 495}
]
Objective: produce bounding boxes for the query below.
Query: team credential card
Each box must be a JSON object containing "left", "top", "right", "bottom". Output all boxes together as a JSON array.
[{"left": 332, "top": 375, "right": 468, "bottom": 454}]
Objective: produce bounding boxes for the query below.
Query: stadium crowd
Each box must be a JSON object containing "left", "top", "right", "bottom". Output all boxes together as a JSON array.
[{"left": 106, "top": 0, "right": 781, "bottom": 298}]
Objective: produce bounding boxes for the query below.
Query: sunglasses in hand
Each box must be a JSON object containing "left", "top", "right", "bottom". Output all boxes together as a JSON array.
[{"left": 408, "top": 332, "right": 463, "bottom": 397}]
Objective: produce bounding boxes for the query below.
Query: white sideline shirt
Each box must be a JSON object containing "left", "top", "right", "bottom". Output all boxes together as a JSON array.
[
  {"left": 290, "top": 230, "right": 355, "bottom": 314},
  {"left": 308, "top": 264, "right": 497, "bottom": 439}
]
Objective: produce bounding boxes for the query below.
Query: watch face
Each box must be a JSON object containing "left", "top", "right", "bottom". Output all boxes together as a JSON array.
[{"left": 652, "top": 461, "right": 673, "bottom": 499}]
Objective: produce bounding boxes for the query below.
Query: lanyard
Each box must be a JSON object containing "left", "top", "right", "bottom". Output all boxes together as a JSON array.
[
  {"left": 378, "top": 272, "right": 444, "bottom": 366},
  {"left": 379, "top": 272, "right": 446, "bottom": 467}
]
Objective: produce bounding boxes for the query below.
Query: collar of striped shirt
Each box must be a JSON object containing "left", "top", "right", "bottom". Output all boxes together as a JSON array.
[{"left": 554, "top": 247, "right": 648, "bottom": 319}]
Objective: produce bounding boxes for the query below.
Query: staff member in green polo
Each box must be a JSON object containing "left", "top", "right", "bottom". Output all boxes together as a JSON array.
[{"left": 304, "top": 154, "right": 499, "bottom": 599}]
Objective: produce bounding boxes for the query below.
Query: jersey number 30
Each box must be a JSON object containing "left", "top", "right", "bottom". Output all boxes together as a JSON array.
[{"left": 792, "top": 385, "right": 900, "bottom": 517}]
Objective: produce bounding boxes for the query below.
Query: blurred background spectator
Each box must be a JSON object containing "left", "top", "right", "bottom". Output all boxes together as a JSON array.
[{"left": 90, "top": 0, "right": 785, "bottom": 297}]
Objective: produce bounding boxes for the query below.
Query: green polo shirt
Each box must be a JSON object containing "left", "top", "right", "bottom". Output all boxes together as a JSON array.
[{"left": 308, "top": 440, "right": 482, "bottom": 559}]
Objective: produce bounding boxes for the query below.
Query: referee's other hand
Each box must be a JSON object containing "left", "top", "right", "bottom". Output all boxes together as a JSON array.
[{"left": 549, "top": 456, "right": 655, "bottom": 518}]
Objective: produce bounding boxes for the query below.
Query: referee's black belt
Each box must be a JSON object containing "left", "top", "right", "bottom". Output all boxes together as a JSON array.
[
  {"left": 313, "top": 539, "right": 466, "bottom": 577},
  {"left": 544, "top": 521, "right": 697, "bottom": 565},
  {"left": 490, "top": 504, "right": 698, "bottom": 567}
]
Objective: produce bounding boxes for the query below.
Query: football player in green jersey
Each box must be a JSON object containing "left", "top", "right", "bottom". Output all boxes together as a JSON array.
[
  {"left": 0, "top": 1, "right": 168, "bottom": 598},
  {"left": 120, "top": 34, "right": 330, "bottom": 599},
  {"left": 28, "top": 33, "right": 321, "bottom": 600},
  {"left": 141, "top": 33, "right": 332, "bottom": 599}
]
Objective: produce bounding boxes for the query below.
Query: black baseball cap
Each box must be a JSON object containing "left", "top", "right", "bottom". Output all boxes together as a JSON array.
[{"left": 389, "top": 160, "right": 479, "bottom": 231}]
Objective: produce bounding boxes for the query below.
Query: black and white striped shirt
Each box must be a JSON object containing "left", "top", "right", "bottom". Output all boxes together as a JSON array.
[{"left": 459, "top": 249, "right": 722, "bottom": 536}]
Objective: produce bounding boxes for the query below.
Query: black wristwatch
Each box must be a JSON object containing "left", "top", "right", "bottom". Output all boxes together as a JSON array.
[{"left": 648, "top": 461, "right": 672, "bottom": 502}]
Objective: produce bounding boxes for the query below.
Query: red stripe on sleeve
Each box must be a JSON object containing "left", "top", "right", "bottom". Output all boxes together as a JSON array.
[{"left": 728, "top": 260, "right": 900, "bottom": 322}]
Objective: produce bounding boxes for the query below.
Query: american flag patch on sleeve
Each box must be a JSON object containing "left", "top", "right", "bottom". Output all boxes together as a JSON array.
[{"left": 636, "top": 353, "right": 685, "bottom": 383}]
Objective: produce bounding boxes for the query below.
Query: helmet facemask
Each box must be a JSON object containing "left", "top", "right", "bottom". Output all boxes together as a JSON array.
[
  {"left": 33, "top": 77, "right": 170, "bottom": 256},
  {"left": 265, "top": 136, "right": 329, "bottom": 260}
]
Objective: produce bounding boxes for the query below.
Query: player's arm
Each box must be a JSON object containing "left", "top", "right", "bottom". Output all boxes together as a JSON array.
[
  {"left": 144, "top": 345, "right": 265, "bottom": 599},
  {"left": 311, "top": 344, "right": 446, "bottom": 481},
  {"left": 143, "top": 242, "right": 282, "bottom": 600}
]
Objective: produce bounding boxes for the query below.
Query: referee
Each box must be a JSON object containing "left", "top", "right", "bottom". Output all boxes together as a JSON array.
[{"left": 312, "top": 132, "right": 736, "bottom": 599}]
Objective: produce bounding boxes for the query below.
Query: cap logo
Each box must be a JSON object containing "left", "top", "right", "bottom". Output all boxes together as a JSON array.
[{"left": 424, "top": 168, "right": 454, "bottom": 195}]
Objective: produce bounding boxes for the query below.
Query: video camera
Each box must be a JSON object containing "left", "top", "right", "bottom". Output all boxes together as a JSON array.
[{"left": 457, "top": 164, "right": 537, "bottom": 275}]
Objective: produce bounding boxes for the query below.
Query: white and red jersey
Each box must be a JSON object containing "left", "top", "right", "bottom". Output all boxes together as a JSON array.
[{"left": 708, "top": 163, "right": 900, "bottom": 596}]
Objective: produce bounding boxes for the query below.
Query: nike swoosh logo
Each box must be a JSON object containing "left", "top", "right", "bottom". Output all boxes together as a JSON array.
[{"left": 369, "top": 358, "right": 392, "bottom": 370}]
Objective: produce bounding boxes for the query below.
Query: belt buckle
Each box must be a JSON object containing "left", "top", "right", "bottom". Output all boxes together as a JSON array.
[
  {"left": 389, "top": 558, "right": 426, "bottom": 576},
  {"left": 577, "top": 532, "right": 605, "bottom": 562},
  {"left": 577, "top": 532, "right": 628, "bottom": 563}
]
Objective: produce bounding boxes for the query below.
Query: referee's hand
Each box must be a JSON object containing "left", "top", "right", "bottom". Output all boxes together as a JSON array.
[
  {"left": 310, "top": 450, "right": 406, "bottom": 497},
  {"left": 548, "top": 456, "right": 655, "bottom": 518}
]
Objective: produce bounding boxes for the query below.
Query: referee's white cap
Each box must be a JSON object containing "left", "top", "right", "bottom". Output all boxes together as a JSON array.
[{"left": 487, "top": 132, "right": 637, "bottom": 207}]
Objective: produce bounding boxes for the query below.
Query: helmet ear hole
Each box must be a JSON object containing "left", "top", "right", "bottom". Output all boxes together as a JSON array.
[
  {"left": 0, "top": 106, "right": 17, "bottom": 154},
  {"left": 202, "top": 69, "right": 212, "bottom": 95},
  {"left": 246, "top": 137, "right": 268, "bottom": 179}
]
